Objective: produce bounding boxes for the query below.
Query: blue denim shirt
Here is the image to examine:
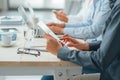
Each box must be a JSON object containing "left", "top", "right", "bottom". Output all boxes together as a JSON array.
[{"left": 64, "top": 0, "right": 111, "bottom": 39}]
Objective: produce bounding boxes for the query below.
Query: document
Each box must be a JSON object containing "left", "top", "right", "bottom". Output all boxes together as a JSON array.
[{"left": 37, "top": 21, "right": 60, "bottom": 42}]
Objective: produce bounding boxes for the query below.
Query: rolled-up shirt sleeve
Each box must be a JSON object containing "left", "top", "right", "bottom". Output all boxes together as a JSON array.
[
  {"left": 67, "top": 15, "right": 83, "bottom": 23},
  {"left": 89, "top": 41, "right": 101, "bottom": 51}
]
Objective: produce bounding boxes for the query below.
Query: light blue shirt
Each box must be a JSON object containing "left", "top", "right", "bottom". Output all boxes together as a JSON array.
[{"left": 64, "top": 0, "right": 111, "bottom": 39}]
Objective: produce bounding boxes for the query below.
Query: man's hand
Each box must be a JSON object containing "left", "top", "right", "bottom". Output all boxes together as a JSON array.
[
  {"left": 44, "top": 34, "right": 62, "bottom": 55},
  {"left": 47, "top": 22, "right": 65, "bottom": 34},
  {"left": 61, "top": 34, "right": 89, "bottom": 51},
  {"left": 53, "top": 10, "right": 68, "bottom": 23}
]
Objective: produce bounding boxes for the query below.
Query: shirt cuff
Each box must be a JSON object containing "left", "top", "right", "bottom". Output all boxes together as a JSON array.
[
  {"left": 65, "top": 23, "right": 74, "bottom": 28},
  {"left": 57, "top": 46, "right": 70, "bottom": 60},
  {"left": 89, "top": 41, "right": 101, "bottom": 51},
  {"left": 63, "top": 28, "right": 74, "bottom": 36}
]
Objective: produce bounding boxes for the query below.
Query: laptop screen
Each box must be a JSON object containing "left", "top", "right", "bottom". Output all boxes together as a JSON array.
[{"left": 18, "top": 2, "right": 37, "bottom": 30}]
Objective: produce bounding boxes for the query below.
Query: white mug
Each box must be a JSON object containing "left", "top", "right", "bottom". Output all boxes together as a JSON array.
[{"left": 1, "top": 33, "right": 13, "bottom": 46}]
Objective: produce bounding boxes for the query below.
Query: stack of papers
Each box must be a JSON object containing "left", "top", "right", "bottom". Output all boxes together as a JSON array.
[{"left": 0, "top": 16, "right": 24, "bottom": 25}]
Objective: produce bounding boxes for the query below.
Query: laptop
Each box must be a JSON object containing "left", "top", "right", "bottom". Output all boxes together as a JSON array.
[
  {"left": 18, "top": 2, "right": 37, "bottom": 29},
  {"left": 18, "top": 1, "right": 65, "bottom": 46},
  {"left": 18, "top": 2, "right": 45, "bottom": 37},
  {"left": 18, "top": 1, "right": 59, "bottom": 40}
]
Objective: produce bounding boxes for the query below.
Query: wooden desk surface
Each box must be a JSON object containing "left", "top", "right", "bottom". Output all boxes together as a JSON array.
[{"left": 0, "top": 27, "right": 79, "bottom": 67}]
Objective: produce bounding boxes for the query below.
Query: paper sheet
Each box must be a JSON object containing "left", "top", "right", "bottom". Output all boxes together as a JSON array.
[{"left": 37, "top": 21, "right": 60, "bottom": 41}]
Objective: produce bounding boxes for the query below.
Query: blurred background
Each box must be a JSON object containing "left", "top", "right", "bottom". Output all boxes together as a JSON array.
[{"left": 0, "top": 0, "right": 84, "bottom": 17}]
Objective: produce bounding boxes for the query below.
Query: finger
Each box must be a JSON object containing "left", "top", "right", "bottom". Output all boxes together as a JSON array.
[
  {"left": 60, "top": 39, "right": 67, "bottom": 44},
  {"left": 43, "top": 34, "right": 53, "bottom": 40},
  {"left": 62, "top": 37, "right": 77, "bottom": 44},
  {"left": 59, "top": 10, "right": 66, "bottom": 16},
  {"left": 47, "top": 22, "right": 55, "bottom": 26},
  {"left": 62, "top": 34, "right": 70, "bottom": 38},
  {"left": 56, "top": 15, "right": 63, "bottom": 20},
  {"left": 65, "top": 37, "right": 78, "bottom": 43},
  {"left": 60, "top": 34, "right": 69, "bottom": 40},
  {"left": 61, "top": 34, "right": 71, "bottom": 40},
  {"left": 58, "top": 10, "right": 63, "bottom": 14},
  {"left": 57, "top": 10, "right": 66, "bottom": 17},
  {"left": 60, "top": 37, "right": 71, "bottom": 44},
  {"left": 57, "top": 16, "right": 68, "bottom": 22},
  {"left": 53, "top": 10, "right": 60, "bottom": 16},
  {"left": 52, "top": 10, "right": 58, "bottom": 14},
  {"left": 47, "top": 23, "right": 52, "bottom": 26}
]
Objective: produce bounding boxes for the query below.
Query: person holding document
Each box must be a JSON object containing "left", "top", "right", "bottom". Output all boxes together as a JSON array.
[
  {"left": 47, "top": 0, "right": 111, "bottom": 39},
  {"left": 41, "top": 0, "right": 115, "bottom": 80},
  {"left": 44, "top": 0, "right": 120, "bottom": 80}
]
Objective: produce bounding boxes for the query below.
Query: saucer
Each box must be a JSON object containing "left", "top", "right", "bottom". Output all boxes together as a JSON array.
[{"left": 0, "top": 41, "right": 16, "bottom": 47}]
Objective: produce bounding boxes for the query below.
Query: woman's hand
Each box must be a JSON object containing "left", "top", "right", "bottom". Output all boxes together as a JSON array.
[
  {"left": 61, "top": 34, "right": 89, "bottom": 51},
  {"left": 53, "top": 10, "right": 68, "bottom": 23}
]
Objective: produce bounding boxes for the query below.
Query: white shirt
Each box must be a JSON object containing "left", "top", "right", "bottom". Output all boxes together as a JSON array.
[{"left": 64, "top": 0, "right": 111, "bottom": 39}]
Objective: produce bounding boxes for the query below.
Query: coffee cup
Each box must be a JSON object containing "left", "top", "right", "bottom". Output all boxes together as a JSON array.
[{"left": 1, "top": 33, "right": 13, "bottom": 46}]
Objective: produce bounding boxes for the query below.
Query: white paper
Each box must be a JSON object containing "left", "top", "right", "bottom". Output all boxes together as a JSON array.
[{"left": 37, "top": 21, "right": 60, "bottom": 41}]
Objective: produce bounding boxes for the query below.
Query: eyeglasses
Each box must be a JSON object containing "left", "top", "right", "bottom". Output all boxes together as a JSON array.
[{"left": 17, "top": 48, "right": 41, "bottom": 57}]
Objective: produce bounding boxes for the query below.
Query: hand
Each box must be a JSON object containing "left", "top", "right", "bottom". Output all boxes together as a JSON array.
[
  {"left": 44, "top": 34, "right": 62, "bottom": 55},
  {"left": 48, "top": 26, "right": 64, "bottom": 34},
  {"left": 61, "top": 34, "right": 89, "bottom": 51},
  {"left": 53, "top": 10, "right": 68, "bottom": 22},
  {"left": 47, "top": 22, "right": 65, "bottom": 34},
  {"left": 47, "top": 22, "right": 65, "bottom": 28}
]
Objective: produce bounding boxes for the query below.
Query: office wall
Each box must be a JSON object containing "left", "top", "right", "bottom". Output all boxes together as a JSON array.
[
  {"left": 9, "top": 0, "right": 65, "bottom": 9},
  {"left": 0, "top": 0, "right": 4, "bottom": 10},
  {"left": 0, "top": 0, "right": 8, "bottom": 11},
  {"left": 0, "top": 76, "right": 6, "bottom": 80},
  {"left": 65, "top": 0, "right": 84, "bottom": 15}
]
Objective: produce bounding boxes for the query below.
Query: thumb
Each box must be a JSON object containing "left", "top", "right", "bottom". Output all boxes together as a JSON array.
[
  {"left": 47, "top": 22, "right": 54, "bottom": 26},
  {"left": 53, "top": 10, "right": 58, "bottom": 15}
]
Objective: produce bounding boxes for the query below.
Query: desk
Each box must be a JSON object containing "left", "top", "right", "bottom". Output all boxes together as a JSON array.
[{"left": 0, "top": 27, "right": 82, "bottom": 80}]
